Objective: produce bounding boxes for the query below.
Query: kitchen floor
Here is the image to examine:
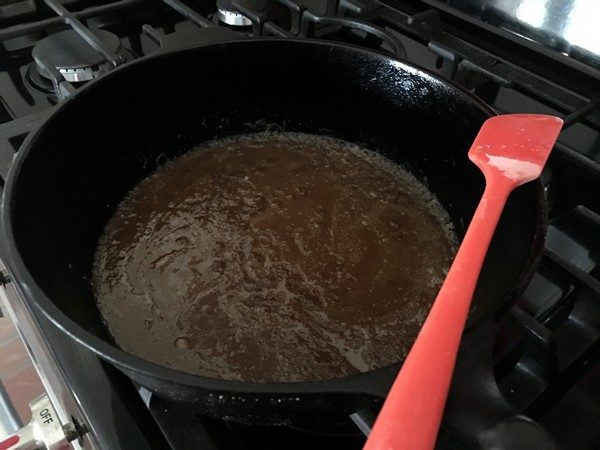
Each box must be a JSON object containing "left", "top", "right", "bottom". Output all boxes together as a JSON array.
[{"left": 0, "top": 311, "right": 45, "bottom": 435}]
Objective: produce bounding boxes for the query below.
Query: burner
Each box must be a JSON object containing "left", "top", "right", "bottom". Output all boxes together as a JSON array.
[
  {"left": 31, "top": 29, "right": 121, "bottom": 82},
  {"left": 216, "top": 0, "right": 252, "bottom": 26},
  {"left": 25, "top": 63, "right": 55, "bottom": 95}
]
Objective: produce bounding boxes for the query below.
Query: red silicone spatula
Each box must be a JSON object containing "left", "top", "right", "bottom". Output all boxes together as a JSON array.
[{"left": 364, "top": 114, "right": 563, "bottom": 450}]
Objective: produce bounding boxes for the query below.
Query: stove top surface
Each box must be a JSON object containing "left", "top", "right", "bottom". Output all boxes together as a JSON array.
[{"left": 0, "top": 1, "right": 599, "bottom": 449}]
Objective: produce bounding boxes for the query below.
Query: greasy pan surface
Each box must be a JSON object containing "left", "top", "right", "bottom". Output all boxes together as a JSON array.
[{"left": 0, "top": 39, "right": 546, "bottom": 423}]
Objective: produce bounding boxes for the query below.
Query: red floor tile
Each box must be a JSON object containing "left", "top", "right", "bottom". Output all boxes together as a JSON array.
[
  {"left": 0, "top": 316, "right": 17, "bottom": 343},
  {"left": 0, "top": 338, "right": 30, "bottom": 377},
  {"left": 2, "top": 366, "right": 45, "bottom": 423}
]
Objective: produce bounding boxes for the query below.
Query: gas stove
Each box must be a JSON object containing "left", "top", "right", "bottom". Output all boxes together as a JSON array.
[{"left": 0, "top": 0, "right": 599, "bottom": 449}]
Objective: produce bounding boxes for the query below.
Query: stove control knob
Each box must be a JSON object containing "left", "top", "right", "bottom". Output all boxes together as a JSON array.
[{"left": 0, "top": 395, "right": 77, "bottom": 450}]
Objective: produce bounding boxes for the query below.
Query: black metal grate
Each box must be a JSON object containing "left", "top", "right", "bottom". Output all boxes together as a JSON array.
[{"left": 0, "top": 0, "right": 145, "bottom": 99}]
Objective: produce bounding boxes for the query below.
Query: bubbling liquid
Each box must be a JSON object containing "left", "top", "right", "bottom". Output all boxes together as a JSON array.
[{"left": 93, "top": 132, "right": 457, "bottom": 382}]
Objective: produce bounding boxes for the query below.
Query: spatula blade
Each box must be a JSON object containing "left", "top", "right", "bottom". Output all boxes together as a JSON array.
[{"left": 468, "top": 114, "right": 563, "bottom": 185}]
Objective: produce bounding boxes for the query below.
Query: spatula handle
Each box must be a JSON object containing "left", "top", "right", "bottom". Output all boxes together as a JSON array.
[{"left": 364, "top": 177, "right": 514, "bottom": 450}]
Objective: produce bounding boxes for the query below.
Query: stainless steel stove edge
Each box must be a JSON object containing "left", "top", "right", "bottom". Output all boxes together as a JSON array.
[{"left": 0, "top": 259, "right": 95, "bottom": 450}]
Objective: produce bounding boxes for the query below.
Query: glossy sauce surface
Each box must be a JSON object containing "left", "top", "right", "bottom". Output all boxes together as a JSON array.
[{"left": 93, "top": 133, "right": 456, "bottom": 382}]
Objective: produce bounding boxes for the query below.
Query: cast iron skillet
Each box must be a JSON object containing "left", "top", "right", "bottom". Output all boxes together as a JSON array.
[{"left": 0, "top": 39, "right": 546, "bottom": 425}]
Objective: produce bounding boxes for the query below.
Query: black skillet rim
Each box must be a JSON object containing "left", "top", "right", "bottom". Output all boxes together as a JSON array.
[{"left": 0, "top": 37, "right": 544, "bottom": 396}]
